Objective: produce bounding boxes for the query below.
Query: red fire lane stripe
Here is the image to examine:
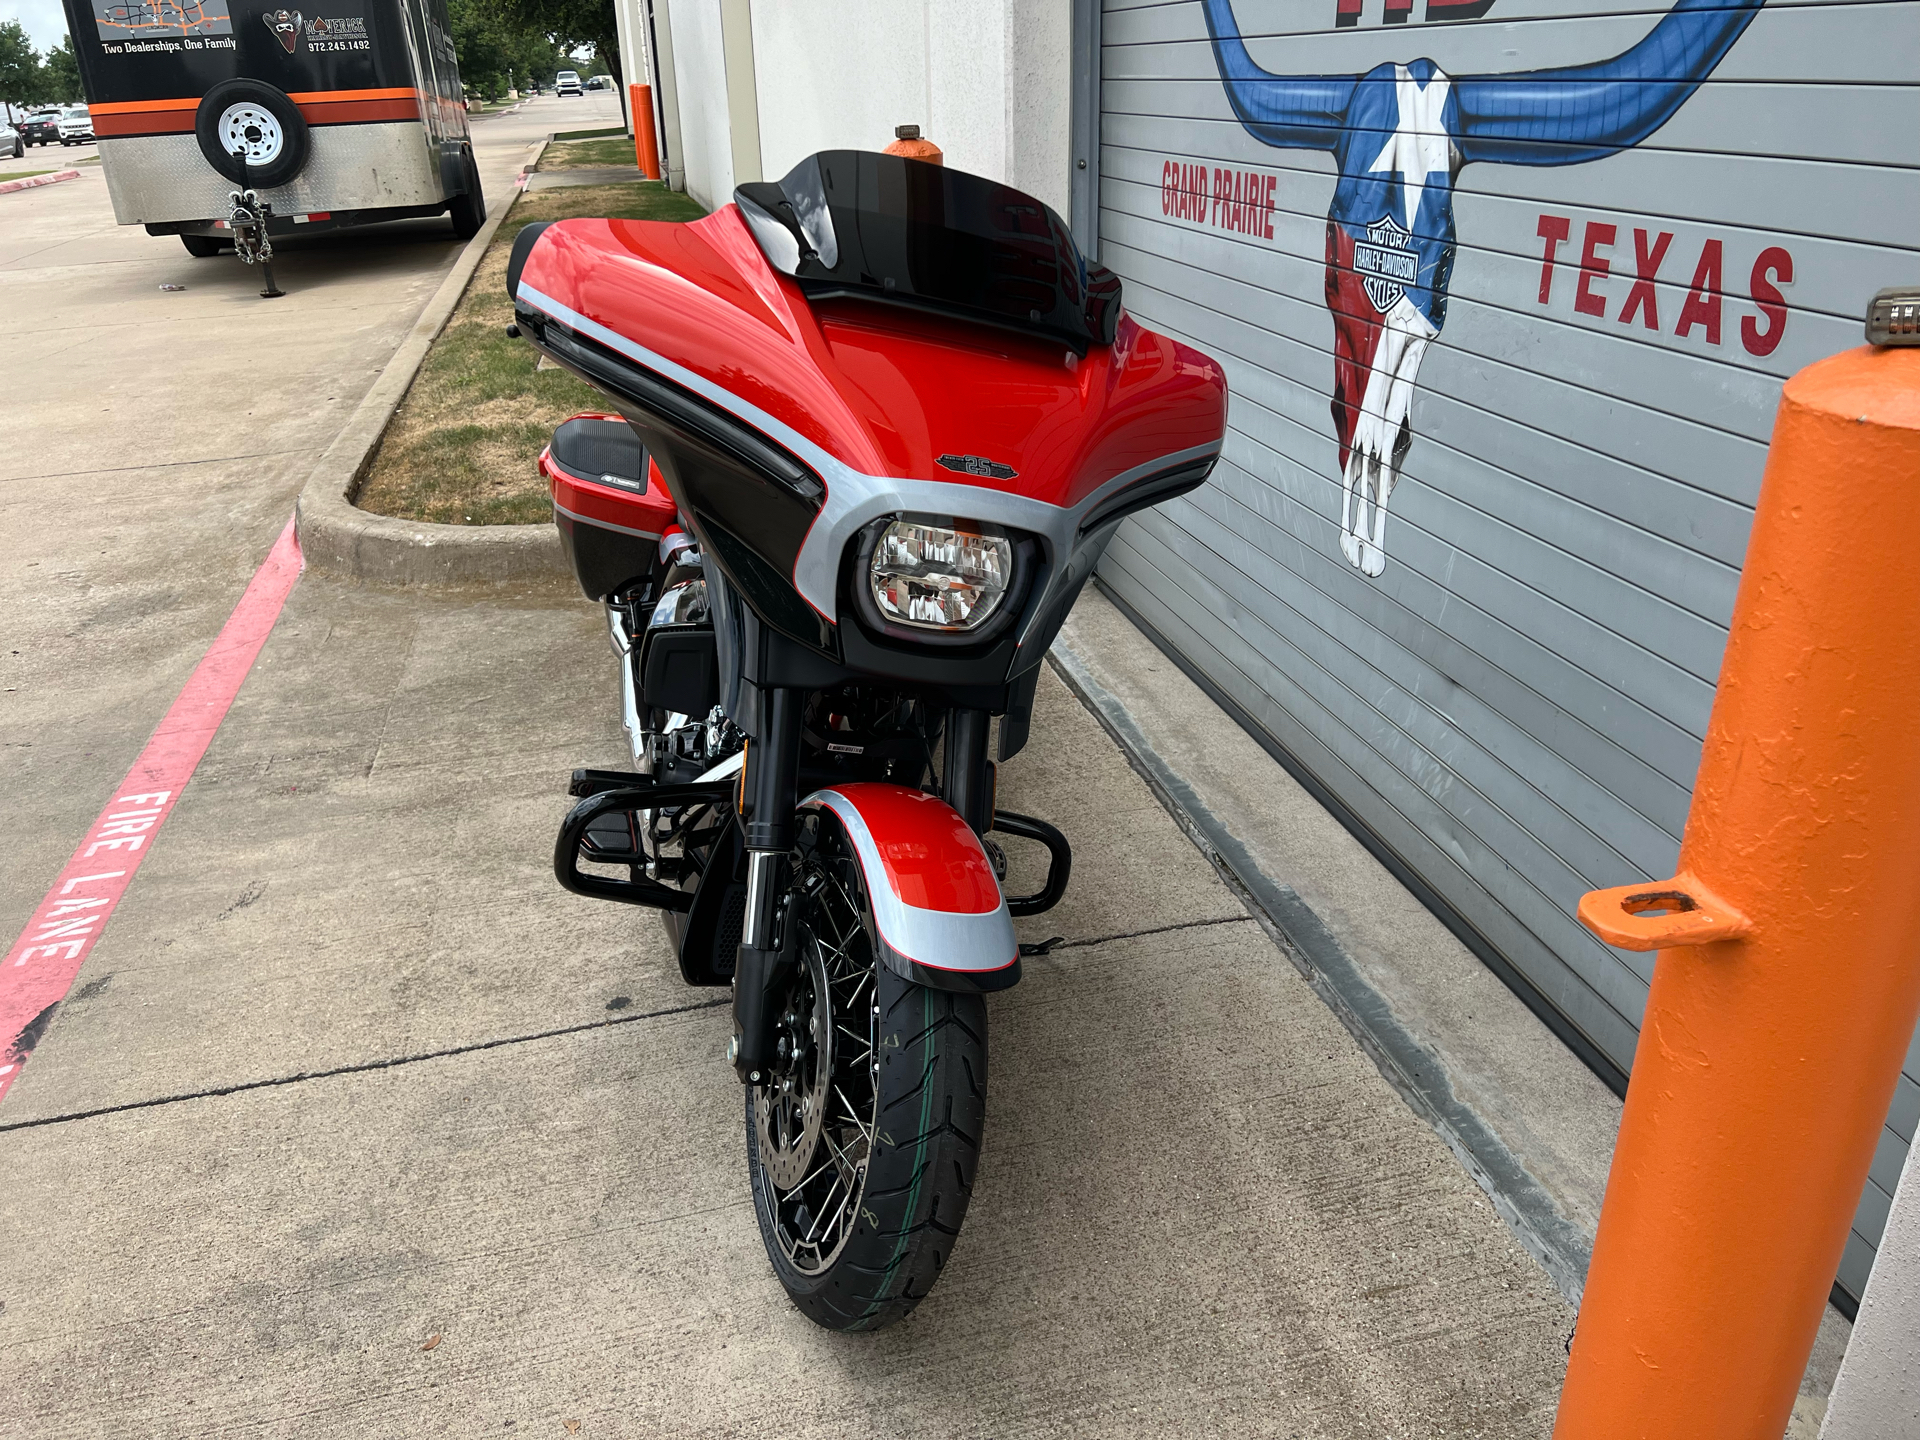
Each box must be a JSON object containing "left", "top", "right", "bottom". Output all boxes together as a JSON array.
[{"left": 0, "top": 517, "right": 304, "bottom": 1106}]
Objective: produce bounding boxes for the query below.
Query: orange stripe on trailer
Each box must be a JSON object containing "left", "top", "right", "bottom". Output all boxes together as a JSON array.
[
  {"left": 285, "top": 87, "right": 417, "bottom": 103},
  {"left": 296, "top": 97, "right": 421, "bottom": 125},
  {"left": 94, "top": 112, "right": 196, "bottom": 137},
  {"left": 93, "top": 88, "right": 422, "bottom": 138},
  {"left": 90, "top": 96, "right": 199, "bottom": 114}
]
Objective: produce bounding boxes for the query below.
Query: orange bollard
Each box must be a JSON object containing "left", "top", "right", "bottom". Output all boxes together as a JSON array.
[
  {"left": 1554, "top": 345, "right": 1920, "bottom": 1439},
  {"left": 883, "top": 124, "right": 942, "bottom": 164},
  {"left": 629, "top": 83, "right": 660, "bottom": 180}
]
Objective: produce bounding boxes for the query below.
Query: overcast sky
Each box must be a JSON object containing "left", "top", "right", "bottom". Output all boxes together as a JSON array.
[{"left": 3, "top": 0, "right": 75, "bottom": 53}]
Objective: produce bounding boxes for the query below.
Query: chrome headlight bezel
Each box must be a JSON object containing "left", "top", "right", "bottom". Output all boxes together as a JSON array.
[{"left": 849, "top": 514, "right": 1038, "bottom": 650}]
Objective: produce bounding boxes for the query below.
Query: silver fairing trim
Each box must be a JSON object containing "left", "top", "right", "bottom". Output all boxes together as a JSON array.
[
  {"left": 514, "top": 281, "right": 1217, "bottom": 662},
  {"left": 803, "top": 789, "right": 1017, "bottom": 978}
]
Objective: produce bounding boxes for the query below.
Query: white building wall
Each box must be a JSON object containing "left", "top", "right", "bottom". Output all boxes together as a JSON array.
[
  {"left": 744, "top": 0, "right": 1073, "bottom": 215},
  {"left": 748, "top": 1, "right": 930, "bottom": 184},
  {"left": 1002, "top": 2, "right": 1072, "bottom": 214},
  {"left": 1821, "top": 1136, "right": 1920, "bottom": 1438},
  {"left": 666, "top": 0, "right": 737, "bottom": 208}
]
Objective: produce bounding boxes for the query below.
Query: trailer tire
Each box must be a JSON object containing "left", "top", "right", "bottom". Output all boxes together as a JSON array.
[
  {"left": 447, "top": 149, "right": 485, "bottom": 240},
  {"left": 181, "top": 235, "right": 224, "bottom": 258},
  {"left": 196, "top": 80, "right": 309, "bottom": 188}
]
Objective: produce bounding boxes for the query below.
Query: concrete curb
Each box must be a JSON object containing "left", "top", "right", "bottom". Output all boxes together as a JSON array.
[
  {"left": 0, "top": 169, "right": 81, "bottom": 195},
  {"left": 294, "top": 136, "right": 570, "bottom": 592}
]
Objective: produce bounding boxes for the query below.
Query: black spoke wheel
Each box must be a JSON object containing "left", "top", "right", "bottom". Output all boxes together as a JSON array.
[{"left": 746, "top": 809, "right": 987, "bottom": 1331}]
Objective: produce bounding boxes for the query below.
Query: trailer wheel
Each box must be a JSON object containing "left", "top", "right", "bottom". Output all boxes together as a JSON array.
[
  {"left": 196, "top": 80, "right": 309, "bottom": 189},
  {"left": 181, "top": 235, "right": 224, "bottom": 258},
  {"left": 448, "top": 149, "right": 486, "bottom": 240}
]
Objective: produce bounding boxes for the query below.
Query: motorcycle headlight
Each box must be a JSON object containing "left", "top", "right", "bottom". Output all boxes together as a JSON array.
[{"left": 868, "top": 520, "right": 1014, "bottom": 632}]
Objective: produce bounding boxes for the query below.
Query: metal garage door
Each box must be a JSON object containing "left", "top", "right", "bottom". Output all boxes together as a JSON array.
[{"left": 1089, "top": 0, "right": 1919, "bottom": 1302}]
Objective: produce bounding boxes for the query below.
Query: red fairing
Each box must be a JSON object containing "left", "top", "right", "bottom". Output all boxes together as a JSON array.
[{"left": 515, "top": 206, "right": 1228, "bottom": 509}]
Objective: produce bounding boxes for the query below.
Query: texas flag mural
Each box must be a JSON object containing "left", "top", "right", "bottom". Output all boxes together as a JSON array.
[{"left": 1200, "top": 0, "right": 1765, "bottom": 576}]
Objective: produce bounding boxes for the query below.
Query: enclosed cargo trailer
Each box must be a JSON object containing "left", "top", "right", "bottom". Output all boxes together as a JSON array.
[{"left": 62, "top": 0, "right": 484, "bottom": 256}]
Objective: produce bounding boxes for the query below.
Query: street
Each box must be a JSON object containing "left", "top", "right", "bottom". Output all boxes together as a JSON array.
[{"left": 0, "top": 91, "right": 1577, "bottom": 1437}]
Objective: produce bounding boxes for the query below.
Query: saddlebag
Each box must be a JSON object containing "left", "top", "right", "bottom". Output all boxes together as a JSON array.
[{"left": 541, "top": 413, "right": 679, "bottom": 600}]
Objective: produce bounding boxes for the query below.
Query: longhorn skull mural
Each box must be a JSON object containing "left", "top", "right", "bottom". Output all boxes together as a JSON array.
[{"left": 1200, "top": 0, "right": 1763, "bottom": 576}]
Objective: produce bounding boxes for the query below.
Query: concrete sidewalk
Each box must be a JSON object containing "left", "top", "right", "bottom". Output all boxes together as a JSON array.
[{"left": 0, "top": 574, "right": 1573, "bottom": 1436}]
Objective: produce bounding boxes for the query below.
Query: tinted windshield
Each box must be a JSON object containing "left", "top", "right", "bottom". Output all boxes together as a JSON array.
[{"left": 735, "top": 150, "right": 1122, "bottom": 352}]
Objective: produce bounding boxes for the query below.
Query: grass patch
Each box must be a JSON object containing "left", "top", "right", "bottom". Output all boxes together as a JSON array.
[
  {"left": 354, "top": 179, "right": 706, "bottom": 526},
  {"left": 552, "top": 126, "right": 624, "bottom": 143},
  {"left": 538, "top": 136, "right": 640, "bottom": 170},
  {"left": 3, "top": 169, "right": 59, "bottom": 180}
]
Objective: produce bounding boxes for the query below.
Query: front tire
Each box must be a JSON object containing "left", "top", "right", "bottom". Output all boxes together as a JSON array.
[{"left": 746, "top": 810, "right": 987, "bottom": 1332}]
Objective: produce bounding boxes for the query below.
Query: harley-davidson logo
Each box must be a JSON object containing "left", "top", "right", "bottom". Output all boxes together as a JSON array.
[
  {"left": 937, "top": 453, "right": 1018, "bottom": 481},
  {"left": 1352, "top": 214, "right": 1419, "bottom": 314},
  {"left": 263, "top": 8, "right": 301, "bottom": 51}
]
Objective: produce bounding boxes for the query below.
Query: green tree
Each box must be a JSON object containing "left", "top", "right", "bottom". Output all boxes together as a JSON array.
[
  {"left": 493, "top": 0, "right": 619, "bottom": 92},
  {"left": 43, "top": 36, "right": 81, "bottom": 104},
  {"left": 447, "top": 0, "right": 512, "bottom": 102},
  {"left": 0, "top": 20, "right": 43, "bottom": 117}
]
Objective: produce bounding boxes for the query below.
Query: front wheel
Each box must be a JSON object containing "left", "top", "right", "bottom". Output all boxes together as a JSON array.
[{"left": 746, "top": 809, "right": 987, "bottom": 1332}]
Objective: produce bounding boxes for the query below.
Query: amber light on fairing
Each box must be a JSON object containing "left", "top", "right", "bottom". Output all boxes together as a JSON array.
[{"left": 868, "top": 520, "right": 1013, "bottom": 631}]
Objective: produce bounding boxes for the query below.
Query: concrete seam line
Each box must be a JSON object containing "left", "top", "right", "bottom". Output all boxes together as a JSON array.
[
  {"left": 1046, "top": 637, "right": 1595, "bottom": 1306},
  {"left": 0, "top": 997, "right": 732, "bottom": 1134},
  {"left": 294, "top": 136, "right": 568, "bottom": 591}
]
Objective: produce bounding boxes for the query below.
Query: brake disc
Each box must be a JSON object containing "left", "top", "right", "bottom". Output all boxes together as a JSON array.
[{"left": 753, "top": 934, "right": 834, "bottom": 1192}]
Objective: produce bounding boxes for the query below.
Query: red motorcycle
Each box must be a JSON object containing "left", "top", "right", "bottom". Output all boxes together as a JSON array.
[{"left": 514, "top": 151, "right": 1226, "bottom": 1330}]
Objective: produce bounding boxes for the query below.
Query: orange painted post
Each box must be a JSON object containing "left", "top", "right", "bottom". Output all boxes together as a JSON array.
[
  {"left": 1554, "top": 345, "right": 1920, "bottom": 1439},
  {"left": 629, "top": 83, "right": 660, "bottom": 180},
  {"left": 882, "top": 123, "right": 942, "bottom": 164}
]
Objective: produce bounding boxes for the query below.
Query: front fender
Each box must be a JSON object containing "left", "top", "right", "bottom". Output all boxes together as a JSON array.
[{"left": 801, "top": 784, "right": 1020, "bottom": 993}]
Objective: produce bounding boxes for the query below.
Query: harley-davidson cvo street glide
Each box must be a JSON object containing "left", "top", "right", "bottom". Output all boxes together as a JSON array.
[{"left": 513, "top": 150, "right": 1227, "bottom": 1330}]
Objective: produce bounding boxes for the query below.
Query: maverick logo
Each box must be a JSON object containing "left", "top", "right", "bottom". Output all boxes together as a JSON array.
[
  {"left": 263, "top": 8, "right": 301, "bottom": 50},
  {"left": 1353, "top": 215, "right": 1419, "bottom": 314}
]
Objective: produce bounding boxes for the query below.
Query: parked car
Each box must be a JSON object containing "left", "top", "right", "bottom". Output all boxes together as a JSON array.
[
  {"left": 20, "top": 109, "right": 62, "bottom": 147},
  {"left": 1, "top": 115, "right": 19, "bottom": 160},
  {"left": 555, "top": 69, "right": 583, "bottom": 96},
  {"left": 57, "top": 106, "right": 94, "bottom": 145}
]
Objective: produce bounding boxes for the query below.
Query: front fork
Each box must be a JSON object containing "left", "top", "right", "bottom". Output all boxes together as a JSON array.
[
  {"left": 728, "top": 696, "right": 993, "bottom": 1084},
  {"left": 730, "top": 688, "right": 803, "bottom": 1083}
]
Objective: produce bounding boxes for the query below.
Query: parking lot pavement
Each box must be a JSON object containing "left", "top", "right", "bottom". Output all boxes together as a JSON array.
[{"left": 1, "top": 87, "right": 1575, "bottom": 1433}]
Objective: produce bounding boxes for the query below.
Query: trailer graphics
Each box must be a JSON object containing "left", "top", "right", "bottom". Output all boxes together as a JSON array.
[{"left": 93, "top": 0, "right": 234, "bottom": 40}]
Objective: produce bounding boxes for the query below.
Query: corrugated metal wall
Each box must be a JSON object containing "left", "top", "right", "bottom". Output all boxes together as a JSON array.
[{"left": 1091, "top": 0, "right": 1919, "bottom": 1301}]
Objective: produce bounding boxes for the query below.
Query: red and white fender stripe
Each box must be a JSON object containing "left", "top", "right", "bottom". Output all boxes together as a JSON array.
[{"left": 802, "top": 785, "right": 1017, "bottom": 981}]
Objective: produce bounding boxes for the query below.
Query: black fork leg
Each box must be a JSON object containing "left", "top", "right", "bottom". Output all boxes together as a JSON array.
[
  {"left": 732, "top": 686, "right": 803, "bottom": 1083},
  {"left": 943, "top": 706, "right": 993, "bottom": 834}
]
